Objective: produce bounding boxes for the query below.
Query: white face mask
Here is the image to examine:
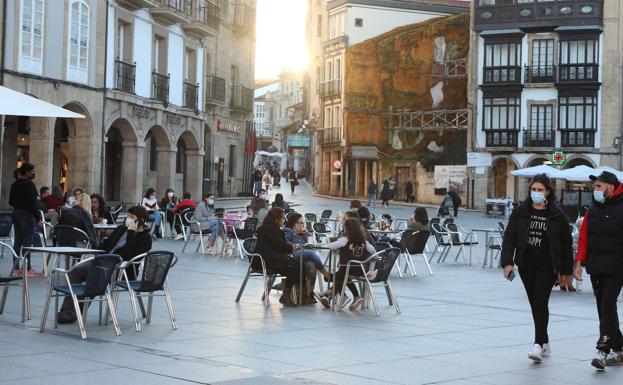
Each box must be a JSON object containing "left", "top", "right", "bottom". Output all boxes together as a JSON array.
[
  {"left": 530, "top": 191, "right": 546, "bottom": 205},
  {"left": 593, "top": 190, "right": 606, "bottom": 203},
  {"left": 167, "top": 192, "right": 174, "bottom": 198},
  {"left": 125, "top": 217, "right": 135, "bottom": 227},
  {"left": 207, "top": 199, "right": 215, "bottom": 205},
  {"left": 260, "top": 194, "right": 268, "bottom": 200},
  {"left": 150, "top": 194, "right": 156, "bottom": 200}
]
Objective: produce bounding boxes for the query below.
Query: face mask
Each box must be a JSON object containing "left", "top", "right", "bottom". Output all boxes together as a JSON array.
[
  {"left": 167, "top": 192, "right": 174, "bottom": 198},
  {"left": 530, "top": 191, "right": 546, "bottom": 205},
  {"left": 150, "top": 195, "right": 156, "bottom": 199},
  {"left": 260, "top": 194, "right": 268, "bottom": 200},
  {"left": 125, "top": 217, "right": 135, "bottom": 227},
  {"left": 207, "top": 199, "right": 215, "bottom": 205},
  {"left": 594, "top": 190, "right": 606, "bottom": 203}
]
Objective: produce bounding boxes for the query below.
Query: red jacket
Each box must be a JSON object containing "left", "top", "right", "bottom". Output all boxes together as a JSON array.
[
  {"left": 576, "top": 183, "right": 623, "bottom": 263},
  {"left": 173, "top": 199, "right": 197, "bottom": 213}
]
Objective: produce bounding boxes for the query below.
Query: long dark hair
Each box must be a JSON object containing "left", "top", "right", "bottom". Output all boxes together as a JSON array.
[
  {"left": 263, "top": 207, "right": 285, "bottom": 227},
  {"left": 529, "top": 173, "right": 556, "bottom": 204},
  {"left": 414, "top": 207, "right": 429, "bottom": 225},
  {"left": 286, "top": 212, "right": 302, "bottom": 229},
  {"left": 343, "top": 218, "right": 366, "bottom": 244},
  {"left": 144, "top": 187, "right": 156, "bottom": 199},
  {"left": 91, "top": 193, "right": 107, "bottom": 218},
  {"left": 273, "top": 193, "right": 285, "bottom": 208}
]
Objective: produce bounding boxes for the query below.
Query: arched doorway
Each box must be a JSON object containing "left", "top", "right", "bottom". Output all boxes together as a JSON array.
[
  {"left": 175, "top": 131, "right": 202, "bottom": 199},
  {"left": 143, "top": 126, "right": 173, "bottom": 195},
  {"left": 489, "top": 157, "right": 519, "bottom": 200},
  {"left": 105, "top": 119, "right": 138, "bottom": 203}
]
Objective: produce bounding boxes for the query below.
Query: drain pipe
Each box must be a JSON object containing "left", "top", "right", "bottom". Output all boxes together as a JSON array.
[{"left": 100, "top": 1, "right": 110, "bottom": 196}]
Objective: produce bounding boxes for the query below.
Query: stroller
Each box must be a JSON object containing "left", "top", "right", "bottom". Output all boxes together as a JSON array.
[{"left": 437, "top": 195, "right": 454, "bottom": 218}]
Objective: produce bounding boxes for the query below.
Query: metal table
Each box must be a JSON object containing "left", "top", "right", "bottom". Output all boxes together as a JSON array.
[{"left": 470, "top": 228, "right": 500, "bottom": 268}]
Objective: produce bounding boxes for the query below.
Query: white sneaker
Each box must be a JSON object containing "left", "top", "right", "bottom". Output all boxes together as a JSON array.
[
  {"left": 349, "top": 295, "right": 364, "bottom": 311},
  {"left": 528, "top": 344, "right": 543, "bottom": 362},
  {"left": 606, "top": 351, "right": 623, "bottom": 366},
  {"left": 541, "top": 343, "right": 552, "bottom": 357},
  {"left": 174, "top": 234, "right": 184, "bottom": 240},
  {"left": 591, "top": 350, "right": 607, "bottom": 370},
  {"left": 338, "top": 295, "right": 351, "bottom": 310}
]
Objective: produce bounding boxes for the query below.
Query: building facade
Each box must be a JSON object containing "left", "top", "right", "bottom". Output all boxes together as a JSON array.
[
  {"left": 0, "top": 0, "right": 256, "bottom": 207},
  {"left": 306, "top": 0, "right": 469, "bottom": 197},
  {"left": 467, "top": 0, "right": 623, "bottom": 208}
]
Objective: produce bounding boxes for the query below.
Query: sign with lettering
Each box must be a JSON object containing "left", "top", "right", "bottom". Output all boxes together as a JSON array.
[{"left": 131, "top": 104, "right": 150, "bottom": 120}]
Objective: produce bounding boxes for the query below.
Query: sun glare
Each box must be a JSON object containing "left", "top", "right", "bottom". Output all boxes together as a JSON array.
[{"left": 255, "top": 0, "right": 309, "bottom": 80}]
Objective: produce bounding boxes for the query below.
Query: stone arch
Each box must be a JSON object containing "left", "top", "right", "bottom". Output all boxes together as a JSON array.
[
  {"left": 523, "top": 155, "right": 550, "bottom": 168},
  {"left": 489, "top": 155, "right": 520, "bottom": 201},
  {"left": 105, "top": 118, "right": 141, "bottom": 203},
  {"left": 144, "top": 125, "right": 174, "bottom": 197},
  {"left": 564, "top": 155, "right": 596, "bottom": 169},
  {"left": 174, "top": 130, "right": 203, "bottom": 199}
]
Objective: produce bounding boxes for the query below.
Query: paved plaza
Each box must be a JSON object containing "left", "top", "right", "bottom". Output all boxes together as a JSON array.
[{"left": 1, "top": 184, "right": 622, "bottom": 385}]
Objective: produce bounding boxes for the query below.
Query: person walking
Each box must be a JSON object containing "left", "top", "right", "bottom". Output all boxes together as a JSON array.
[
  {"left": 262, "top": 170, "right": 272, "bottom": 192},
  {"left": 574, "top": 171, "right": 623, "bottom": 370},
  {"left": 501, "top": 173, "right": 573, "bottom": 363},
  {"left": 405, "top": 181, "right": 414, "bottom": 203},
  {"left": 381, "top": 179, "right": 391, "bottom": 207},
  {"left": 8, "top": 163, "right": 42, "bottom": 277},
  {"left": 251, "top": 169, "right": 263, "bottom": 195},
  {"left": 289, "top": 168, "right": 298, "bottom": 194},
  {"left": 448, "top": 189, "right": 461, "bottom": 217},
  {"left": 367, "top": 179, "right": 377, "bottom": 207}
]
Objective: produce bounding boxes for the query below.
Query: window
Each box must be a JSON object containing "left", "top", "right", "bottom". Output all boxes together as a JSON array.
[
  {"left": 559, "top": 38, "right": 599, "bottom": 81},
  {"left": 528, "top": 39, "right": 554, "bottom": 82},
  {"left": 317, "top": 15, "right": 322, "bottom": 37},
  {"left": 483, "top": 96, "right": 521, "bottom": 147},
  {"left": 324, "top": 106, "right": 331, "bottom": 127},
  {"left": 67, "top": 1, "right": 89, "bottom": 84},
  {"left": 228, "top": 145, "right": 235, "bottom": 178},
  {"left": 559, "top": 95, "right": 597, "bottom": 147},
  {"left": 335, "top": 58, "right": 341, "bottom": 80},
  {"left": 334, "top": 106, "right": 340, "bottom": 128},
  {"left": 152, "top": 35, "right": 167, "bottom": 74},
  {"left": 483, "top": 41, "right": 520, "bottom": 83},
  {"left": 19, "top": 0, "right": 44, "bottom": 74},
  {"left": 184, "top": 48, "right": 196, "bottom": 83},
  {"left": 527, "top": 105, "right": 554, "bottom": 146},
  {"left": 355, "top": 18, "right": 363, "bottom": 27},
  {"left": 328, "top": 11, "right": 345, "bottom": 39},
  {"left": 116, "top": 20, "right": 132, "bottom": 62}
]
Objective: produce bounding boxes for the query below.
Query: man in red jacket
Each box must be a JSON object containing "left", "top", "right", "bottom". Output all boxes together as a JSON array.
[{"left": 575, "top": 171, "right": 623, "bottom": 369}]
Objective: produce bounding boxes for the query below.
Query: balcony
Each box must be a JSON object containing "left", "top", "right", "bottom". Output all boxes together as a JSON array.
[
  {"left": 523, "top": 130, "right": 554, "bottom": 147},
  {"left": 558, "top": 64, "right": 599, "bottom": 83},
  {"left": 205, "top": 75, "right": 226, "bottom": 106},
  {"left": 183, "top": 81, "right": 198, "bottom": 110},
  {"left": 561, "top": 130, "right": 595, "bottom": 147},
  {"left": 230, "top": 86, "right": 253, "bottom": 112},
  {"left": 182, "top": 1, "right": 220, "bottom": 38},
  {"left": 485, "top": 129, "right": 518, "bottom": 147},
  {"left": 475, "top": 0, "right": 604, "bottom": 32},
  {"left": 525, "top": 65, "right": 556, "bottom": 83},
  {"left": 319, "top": 79, "right": 342, "bottom": 98},
  {"left": 319, "top": 126, "right": 341, "bottom": 146},
  {"left": 115, "top": 60, "right": 136, "bottom": 94},
  {"left": 483, "top": 66, "right": 521, "bottom": 84},
  {"left": 151, "top": 0, "right": 191, "bottom": 26},
  {"left": 233, "top": 2, "right": 256, "bottom": 37},
  {"left": 116, "top": 0, "right": 158, "bottom": 11},
  {"left": 152, "top": 72, "right": 170, "bottom": 104}
]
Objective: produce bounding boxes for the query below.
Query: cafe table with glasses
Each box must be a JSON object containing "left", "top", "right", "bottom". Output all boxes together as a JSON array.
[{"left": 22, "top": 246, "right": 104, "bottom": 279}]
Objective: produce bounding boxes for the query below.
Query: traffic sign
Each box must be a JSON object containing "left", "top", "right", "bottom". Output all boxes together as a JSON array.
[{"left": 333, "top": 160, "right": 342, "bottom": 169}]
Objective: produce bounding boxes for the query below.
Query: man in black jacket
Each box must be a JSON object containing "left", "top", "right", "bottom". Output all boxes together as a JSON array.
[{"left": 575, "top": 171, "right": 623, "bottom": 369}]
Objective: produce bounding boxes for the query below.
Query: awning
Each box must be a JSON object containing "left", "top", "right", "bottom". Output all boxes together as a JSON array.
[
  {"left": 0, "top": 86, "right": 85, "bottom": 118},
  {"left": 511, "top": 164, "right": 563, "bottom": 178}
]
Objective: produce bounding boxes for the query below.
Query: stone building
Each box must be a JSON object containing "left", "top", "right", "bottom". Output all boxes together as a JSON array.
[
  {"left": 467, "top": 0, "right": 623, "bottom": 208},
  {"left": 305, "top": 0, "right": 469, "bottom": 197}
]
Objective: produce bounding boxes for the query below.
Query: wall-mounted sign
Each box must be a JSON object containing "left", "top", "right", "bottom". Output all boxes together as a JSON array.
[
  {"left": 552, "top": 151, "right": 566, "bottom": 165},
  {"left": 333, "top": 160, "right": 342, "bottom": 170},
  {"left": 287, "top": 135, "right": 311, "bottom": 148},
  {"left": 467, "top": 152, "right": 492, "bottom": 167}
]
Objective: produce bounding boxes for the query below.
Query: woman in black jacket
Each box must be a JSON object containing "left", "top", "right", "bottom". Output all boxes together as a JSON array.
[
  {"left": 501, "top": 173, "right": 573, "bottom": 362},
  {"left": 255, "top": 207, "right": 307, "bottom": 307}
]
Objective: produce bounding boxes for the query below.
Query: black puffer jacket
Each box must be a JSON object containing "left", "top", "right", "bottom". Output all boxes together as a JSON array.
[
  {"left": 501, "top": 199, "right": 573, "bottom": 275},
  {"left": 254, "top": 223, "right": 294, "bottom": 271}
]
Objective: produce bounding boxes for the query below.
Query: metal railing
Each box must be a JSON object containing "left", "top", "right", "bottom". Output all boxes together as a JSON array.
[
  {"left": 558, "top": 64, "right": 599, "bottom": 82},
  {"left": 483, "top": 66, "right": 521, "bottom": 84},
  {"left": 383, "top": 109, "right": 469, "bottom": 132},
  {"left": 561, "top": 130, "right": 595, "bottom": 147},
  {"left": 158, "top": 0, "right": 191, "bottom": 15},
  {"left": 319, "top": 126, "right": 341, "bottom": 145},
  {"left": 524, "top": 65, "right": 556, "bottom": 83},
  {"left": 523, "top": 130, "right": 554, "bottom": 147},
  {"left": 193, "top": 1, "right": 220, "bottom": 30},
  {"left": 485, "top": 129, "right": 518, "bottom": 147},
  {"left": 319, "top": 79, "right": 342, "bottom": 98},
  {"left": 233, "top": 2, "right": 256, "bottom": 36},
  {"left": 183, "top": 81, "right": 198, "bottom": 110},
  {"left": 205, "top": 75, "right": 226, "bottom": 105},
  {"left": 230, "top": 86, "right": 253, "bottom": 111},
  {"left": 152, "top": 72, "right": 170, "bottom": 104},
  {"left": 115, "top": 59, "right": 136, "bottom": 94}
]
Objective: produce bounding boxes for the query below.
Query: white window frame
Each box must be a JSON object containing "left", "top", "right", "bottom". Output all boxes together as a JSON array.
[
  {"left": 19, "top": 0, "right": 45, "bottom": 75},
  {"left": 66, "top": 0, "right": 89, "bottom": 84}
]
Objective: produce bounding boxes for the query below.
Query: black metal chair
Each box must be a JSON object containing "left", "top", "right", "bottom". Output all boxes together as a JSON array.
[
  {"left": 113, "top": 251, "right": 177, "bottom": 332},
  {"left": 430, "top": 223, "right": 452, "bottom": 263},
  {"left": 312, "top": 222, "right": 332, "bottom": 243},
  {"left": 181, "top": 210, "right": 213, "bottom": 253},
  {"left": 110, "top": 205, "right": 124, "bottom": 222},
  {"left": 40, "top": 254, "right": 122, "bottom": 340},
  {"left": 0, "top": 213, "right": 13, "bottom": 259},
  {"left": 0, "top": 242, "right": 30, "bottom": 322},
  {"left": 320, "top": 210, "right": 333, "bottom": 221},
  {"left": 443, "top": 223, "right": 479, "bottom": 265},
  {"left": 172, "top": 207, "right": 194, "bottom": 241},
  {"left": 339, "top": 247, "right": 401, "bottom": 316},
  {"left": 235, "top": 238, "right": 285, "bottom": 306},
  {"left": 304, "top": 213, "right": 318, "bottom": 223},
  {"left": 399, "top": 230, "right": 433, "bottom": 276}
]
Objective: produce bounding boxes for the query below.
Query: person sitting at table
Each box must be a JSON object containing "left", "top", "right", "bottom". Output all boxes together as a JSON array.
[
  {"left": 160, "top": 188, "right": 179, "bottom": 236},
  {"left": 41, "top": 185, "right": 65, "bottom": 225},
  {"left": 58, "top": 192, "right": 98, "bottom": 248},
  {"left": 255, "top": 207, "right": 309, "bottom": 307},
  {"left": 253, "top": 197, "right": 270, "bottom": 224},
  {"left": 407, "top": 207, "right": 430, "bottom": 232},
  {"left": 192, "top": 193, "right": 226, "bottom": 253},
  {"left": 170, "top": 192, "right": 197, "bottom": 240},
  {"left": 272, "top": 193, "right": 289, "bottom": 210},
  {"left": 380, "top": 214, "right": 393, "bottom": 230},
  {"left": 285, "top": 213, "right": 331, "bottom": 285},
  {"left": 90, "top": 194, "right": 114, "bottom": 225},
  {"left": 57, "top": 206, "right": 152, "bottom": 324},
  {"left": 141, "top": 188, "right": 162, "bottom": 238},
  {"left": 320, "top": 218, "right": 377, "bottom": 311},
  {"left": 350, "top": 200, "right": 372, "bottom": 229}
]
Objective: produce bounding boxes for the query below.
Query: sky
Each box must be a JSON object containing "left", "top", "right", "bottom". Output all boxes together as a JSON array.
[{"left": 255, "top": 0, "right": 309, "bottom": 80}]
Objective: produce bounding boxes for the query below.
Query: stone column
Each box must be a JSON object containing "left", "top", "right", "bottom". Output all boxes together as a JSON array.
[
  {"left": 121, "top": 142, "right": 144, "bottom": 205},
  {"left": 1, "top": 123, "right": 17, "bottom": 209},
  {"left": 28, "top": 117, "right": 55, "bottom": 189},
  {"left": 156, "top": 146, "right": 177, "bottom": 195},
  {"left": 185, "top": 150, "right": 204, "bottom": 200}
]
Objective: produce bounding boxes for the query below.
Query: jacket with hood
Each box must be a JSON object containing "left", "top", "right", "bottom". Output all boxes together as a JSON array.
[
  {"left": 255, "top": 223, "right": 294, "bottom": 271},
  {"left": 575, "top": 183, "right": 623, "bottom": 276},
  {"left": 501, "top": 199, "right": 573, "bottom": 275}
]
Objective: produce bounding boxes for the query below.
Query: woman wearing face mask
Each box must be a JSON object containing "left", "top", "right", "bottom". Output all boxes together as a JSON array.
[
  {"left": 160, "top": 188, "right": 178, "bottom": 236},
  {"left": 501, "top": 173, "right": 573, "bottom": 363},
  {"left": 141, "top": 188, "right": 162, "bottom": 238},
  {"left": 192, "top": 193, "right": 226, "bottom": 252}
]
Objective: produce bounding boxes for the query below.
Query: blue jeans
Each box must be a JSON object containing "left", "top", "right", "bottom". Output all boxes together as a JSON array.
[
  {"left": 12, "top": 210, "right": 35, "bottom": 270},
  {"left": 254, "top": 181, "right": 262, "bottom": 195},
  {"left": 206, "top": 219, "right": 225, "bottom": 241},
  {"left": 293, "top": 249, "right": 324, "bottom": 272},
  {"left": 149, "top": 212, "right": 162, "bottom": 226},
  {"left": 367, "top": 194, "right": 376, "bottom": 206}
]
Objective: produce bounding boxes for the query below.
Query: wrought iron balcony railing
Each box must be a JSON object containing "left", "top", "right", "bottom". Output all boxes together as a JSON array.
[
  {"left": 115, "top": 59, "right": 136, "bottom": 94},
  {"left": 561, "top": 130, "right": 595, "bottom": 147},
  {"left": 523, "top": 130, "right": 554, "bottom": 147},
  {"left": 525, "top": 65, "right": 556, "bottom": 83},
  {"left": 205, "top": 75, "right": 226, "bottom": 105},
  {"left": 485, "top": 129, "right": 519, "bottom": 147},
  {"left": 183, "top": 80, "right": 198, "bottom": 110},
  {"left": 152, "top": 71, "right": 170, "bottom": 104}
]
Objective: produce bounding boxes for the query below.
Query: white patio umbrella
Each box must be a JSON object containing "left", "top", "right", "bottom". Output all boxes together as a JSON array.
[
  {"left": 556, "top": 165, "right": 596, "bottom": 182},
  {"left": 592, "top": 166, "right": 623, "bottom": 181},
  {"left": 0, "top": 85, "right": 85, "bottom": 118},
  {"left": 511, "top": 164, "right": 563, "bottom": 178}
]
